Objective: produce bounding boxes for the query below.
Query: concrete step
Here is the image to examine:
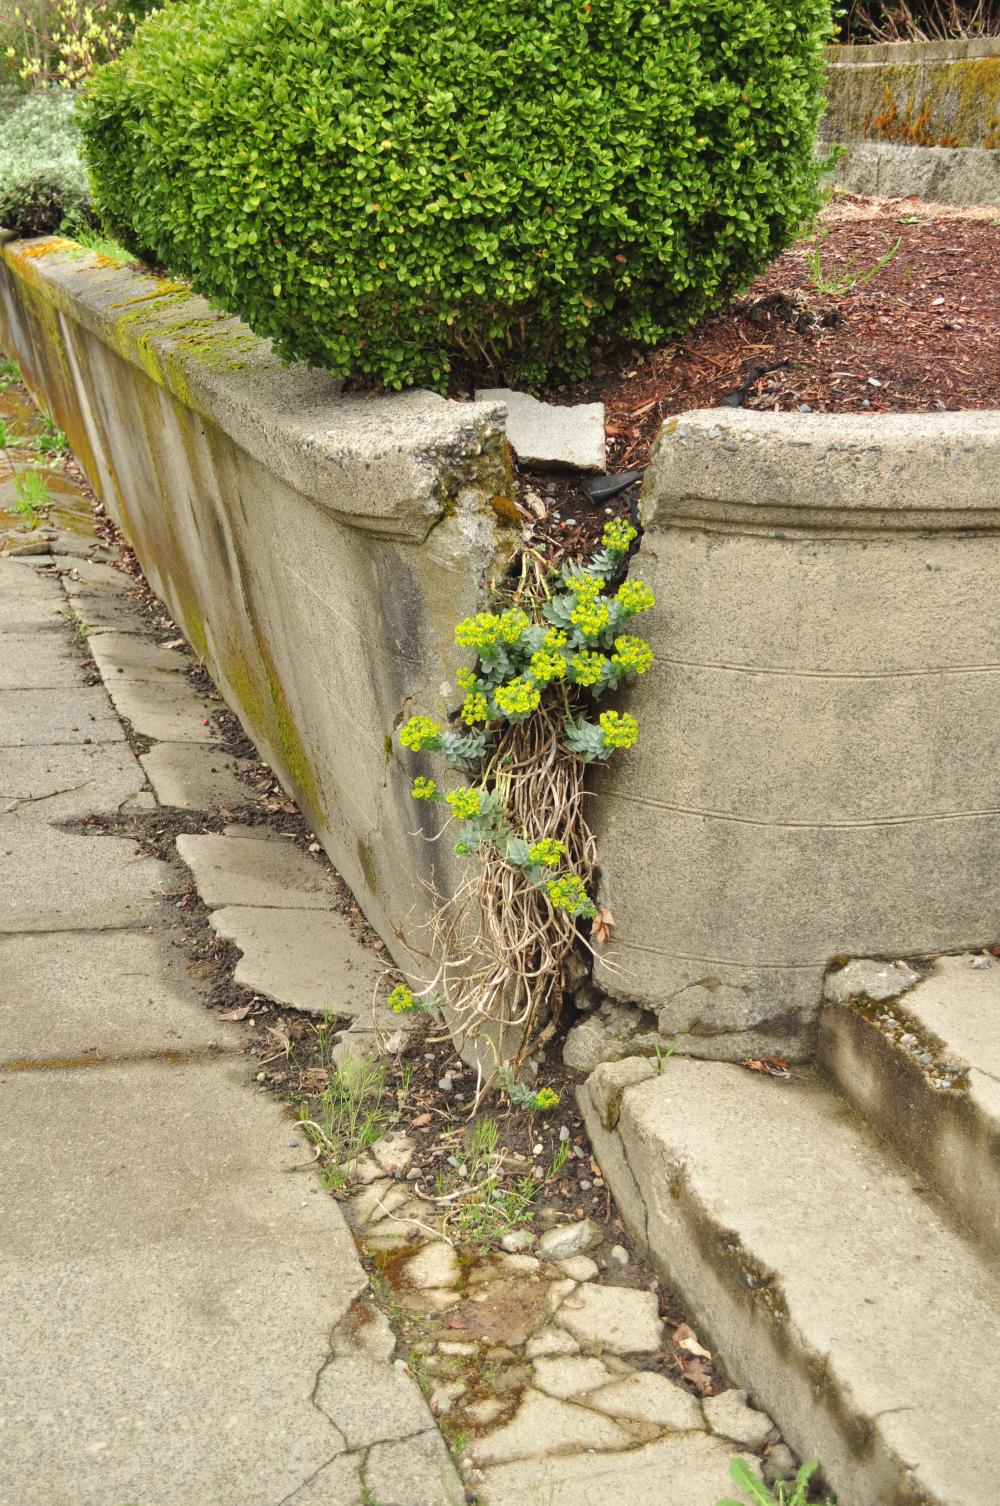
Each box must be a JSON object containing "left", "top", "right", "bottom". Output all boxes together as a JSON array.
[
  {"left": 579, "top": 1057, "right": 1000, "bottom": 1506},
  {"left": 819, "top": 952, "right": 1000, "bottom": 1261}
]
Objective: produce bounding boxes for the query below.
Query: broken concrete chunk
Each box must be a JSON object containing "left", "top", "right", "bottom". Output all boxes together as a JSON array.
[
  {"left": 476, "top": 387, "right": 606, "bottom": 473},
  {"left": 467, "top": 1388, "right": 628, "bottom": 1466},
  {"left": 208, "top": 905, "right": 384, "bottom": 1017},
  {"left": 554, "top": 1283, "right": 665, "bottom": 1356},
  {"left": 369, "top": 1131, "right": 415, "bottom": 1176},
  {"left": 557, "top": 1255, "right": 599, "bottom": 1282},
  {"left": 401, "top": 1241, "right": 461, "bottom": 1291},
  {"left": 138, "top": 743, "right": 255, "bottom": 811},
  {"left": 563, "top": 1000, "right": 661, "bottom": 1072},
  {"left": 586, "top": 1370, "right": 705, "bottom": 1431},
  {"left": 524, "top": 1326, "right": 580, "bottom": 1360},
  {"left": 537, "top": 1218, "right": 601, "bottom": 1261},
  {"left": 530, "top": 1354, "right": 612, "bottom": 1400},
  {"left": 500, "top": 1229, "right": 536, "bottom": 1254},
  {"left": 824, "top": 958, "right": 920, "bottom": 1004},
  {"left": 176, "top": 832, "right": 335, "bottom": 910},
  {"left": 588, "top": 1055, "right": 657, "bottom": 1130},
  {"left": 702, "top": 1388, "right": 776, "bottom": 1449}
]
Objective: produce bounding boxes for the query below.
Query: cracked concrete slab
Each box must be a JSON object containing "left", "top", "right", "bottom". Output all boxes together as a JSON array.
[
  {"left": 0, "top": 818, "right": 173, "bottom": 932},
  {"left": 0, "top": 929, "right": 241, "bottom": 1062},
  {"left": 553, "top": 1280, "right": 665, "bottom": 1354},
  {"left": 88, "top": 629, "right": 191, "bottom": 680},
  {"left": 0, "top": 1056, "right": 366, "bottom": 1506},
  {"left": 0, "top": 629, "right": 82, "bottom": 689},
  {"left": 102, "top": 673, "right": 220, "bottom": 742},
  {"left": 176, "top": 832, "right": 339, "bottom": 910},
  {"left": 363, "top": 1430, "right": 464, "bottom": 1506},
  {"left": 209, "top": 905, "right": 386, "bottom": 1017},
  {"left": 478, "top": 1431, "right": 754, "bottom": 1506},
  {"left": 0, "top": 741, "right": 148, "bottom": 819},
  {"left": 0, "top": 527, "right": 466, "bottom": 1506},
  {"left": 63, "top": 583, "right": 147, "bottom": 632},
  {"left": 281, "top": 1452, "right": 364, "bottom": 1505},
  {"left": 467, "top": 1388, "right": 630, "bottom": 1466},
  {"left": 140, "top": 741, "right": 257, "bottom": 810},
  {"left": 314, "top": 1349, "right": 436, "bottom": 1449},
  {"left": 0, "top": 684, "right": 124, "bottom": 746}
]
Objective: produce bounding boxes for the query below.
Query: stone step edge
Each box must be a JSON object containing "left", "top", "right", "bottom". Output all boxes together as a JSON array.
[
  {"left": 575, "top": 1057, "right": 970, "bottom": 1506},
  {"left": 818, "top": 994, "right": 1000, "bottom": 1261}
]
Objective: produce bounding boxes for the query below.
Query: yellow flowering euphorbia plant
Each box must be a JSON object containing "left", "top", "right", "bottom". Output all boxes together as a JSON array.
[{"left": 396, "top": 518, "right": 654, "bottom": 1069}]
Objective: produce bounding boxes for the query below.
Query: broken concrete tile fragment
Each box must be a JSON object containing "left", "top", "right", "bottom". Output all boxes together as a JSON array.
[{"left": 476, "top": 387, "right": 606, "bottom": 473}]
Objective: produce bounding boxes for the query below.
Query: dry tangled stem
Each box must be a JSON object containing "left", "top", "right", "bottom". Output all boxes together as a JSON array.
[
  {"left": 413, "top": 702, "right": 597, "bottom": 1080},
  {"left": 407, "top": 553, "right": 604, "bottom": 1080}
]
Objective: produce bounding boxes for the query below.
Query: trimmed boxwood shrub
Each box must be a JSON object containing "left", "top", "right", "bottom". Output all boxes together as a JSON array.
[
  {"left": 81, "top": 0, "right": 832, "bottom": 391},
  {"left": 0, "top": 90, "right": 92, "bottom": 236}
]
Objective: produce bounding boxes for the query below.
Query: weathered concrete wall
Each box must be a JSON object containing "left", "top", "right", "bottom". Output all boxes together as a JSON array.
[
  {"left": 0, "top": 235, "right": 517, "bottom": 978},
  {"left": 4, "top": 241, "right": 1000, "bottom": 1066},
  {"left": 823, "top": 38, "right": 1000, "bottom": 202},
  {"left": 592, "top": 408, "right": 1000, "bottom": 1061}
]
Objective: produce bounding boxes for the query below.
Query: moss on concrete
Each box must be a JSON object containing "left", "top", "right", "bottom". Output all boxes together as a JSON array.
[{"left": 826, "top": 52, "right": 1000, "bottom": 149}]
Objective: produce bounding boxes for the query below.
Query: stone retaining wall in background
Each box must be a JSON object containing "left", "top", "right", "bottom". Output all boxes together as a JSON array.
[{"left": 823, "top": 37, "right": 1000, "bottom": 203}]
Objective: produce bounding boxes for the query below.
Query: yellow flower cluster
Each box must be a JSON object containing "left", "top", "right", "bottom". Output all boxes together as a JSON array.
[
  {"left": 602, "top": 518, "right": 638, "bottom": 554},
  {"left": 599, "top": 710, "right": 639, "bottom": 749},
  {"left": 388, "top": 983, "right": 417, "bottom": 1012},
  {"left": 454, "top": 609, "right": 529, "bottom": 650},
  {"left": 611, "top": 634, "right": 653, "bottom": 676},
  {"left": 399, "top": 714, "right": 441, "bottom": 751},
  {"left": 565, "top": 572, "right": 602, "bottom": 603},
  {"left": 527, "top": 837, "right": 566, "bottom": 868},
  {"left": 446, "top": 786, "right": 483, "bottom": 820},
  {"left": 529, "top": 650, "right": 567, "bottom": 684},
  {"left": 569, "top": 651, "right": 604, "bottom": 686},
  {"left": 546, "top": 873, "right": 596, "bottom": 916},
  {"left": 616, "top": 579, "right": 655, "bottom": 615},
  {"left": 461, "top": 691, "right": 490, "bottom": 725},
  {"left": 411, "top": 776, "right": 438, "bottom": 800},
  {"left": 570, "top": 597, "right": 610, "bottom": 640},
  {"left": 494, "top": 677, "right": 541, "bottom": 717}
]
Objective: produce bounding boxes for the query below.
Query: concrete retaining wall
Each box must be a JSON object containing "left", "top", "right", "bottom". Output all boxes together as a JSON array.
[
  {"left": 823, "top": 38, "right": 1000, "bottom": 203},
  {"left": 592, "top": 408, "right": 1000, "bottom": 1060},
  {"left": 0, "top": 235, "right": 516, "bottom": 972},
  {"left": 3, "top": 239, "right": 1000, "bottom": 1063}
]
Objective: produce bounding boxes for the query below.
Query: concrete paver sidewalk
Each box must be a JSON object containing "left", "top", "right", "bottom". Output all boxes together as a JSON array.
[{"left": 0, "top": 557, "right": 459, "bottom": 1506}]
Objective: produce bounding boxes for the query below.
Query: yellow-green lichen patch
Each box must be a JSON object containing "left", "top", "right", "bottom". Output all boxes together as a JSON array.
[
  {"left": 220, "top": 625, "right": 327, "bottom": 828},
  {"left": 356, "top": 834, "right": 379, "bottom": 899},
  {"left": 853, "top": 56, "right": 1000, "bottom": 149}
]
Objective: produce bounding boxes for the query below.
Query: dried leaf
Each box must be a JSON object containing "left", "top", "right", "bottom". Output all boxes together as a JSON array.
[
  {"left": 265, "top": 1023, "right": 291, "bottom": 1055},
  {"left": 410, "top": 1113, "right": 432, "bottom": 1128},
  {"left": 592, "top": 906, "right": 616, "bottom": 946},
  {"left": 218, "top": 1002, "right": 252, "bottom": 1021},
  {"left": 673, "top": 1322, "right": 711, "bottom": 1359},
  {"left": 744, "top": 1056, "right": 791, "bottom": 1079},
  {"left": 678, "top": 1353, "right": 715, "bottom": 1395}
]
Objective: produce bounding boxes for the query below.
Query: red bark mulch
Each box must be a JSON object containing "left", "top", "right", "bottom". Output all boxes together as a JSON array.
[{"left": 570, "top": 196, "right": 1000, "bottom": 474}]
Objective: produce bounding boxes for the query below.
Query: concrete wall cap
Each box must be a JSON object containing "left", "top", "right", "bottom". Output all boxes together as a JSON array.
[
  {"left": 645, "top": 407, "right": 1000, "bottom": 532},
  {"left": 0, "top": 237, "right": 510, "bottom": 542},
  {"left": 827, "top": 37, "right": 1000, "bottom": 65}
]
